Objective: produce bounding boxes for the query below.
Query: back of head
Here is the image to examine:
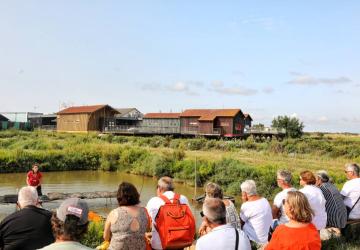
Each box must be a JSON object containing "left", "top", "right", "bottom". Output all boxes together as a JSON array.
[
  {"left": 158, "top": 176, "right": 174, "bottom": 192},
  {"left": 203, "top": 198, "right": 226, "bottom": 225},
  {"left": 52, "top": 198, "right": 89, "bottom": 241},
  {"left": 240, "top": 180, "right": 257, "bottom": 196},
  {"left": 205, "top": 182, "right": 223, "bottom": 199},
  {"left": 277, "top": 169, "right": 292, "bottom": 185},
  {"left": 286, "top": 191, "right": 313, "bottom": 223},
  {"left": 345, "top": 163, "right": 360, "bottom": 177},
  {"left": 18, "top": 186, "right": 38, "bottom": 208},
  {"left": 300, "top": 170, "right": 316, "bottom": 185},
  {"left": 117, "top": 182, "right": 140, "bottom": 206},
  {"left": 316, "top": 170, "right": 330, "bottom": 183}
]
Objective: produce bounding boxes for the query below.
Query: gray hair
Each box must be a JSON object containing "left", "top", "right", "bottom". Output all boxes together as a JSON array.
[
  {"left": 240, "top": 180, "right": 257, "bottom": 196},
  {"left": 345, "top": 163, "right": 360, "bottom": 176},
  {"left": 158, "top": 176, "right": 174, "bottom": 192},
  {"left": 205, "top": 182, "right": 223, "bottom": 199},
  {"left": 316, "top": 170, "right": 330, "bottom": 183},
  {"left": 18, "top": 186, "right": 38, "bottom": 207},
  {"left": 203, "top": 198, "right": 226, "bottom": 225},
  {"left": 277, "top": 170, "right": 292, "bottom": 184}
]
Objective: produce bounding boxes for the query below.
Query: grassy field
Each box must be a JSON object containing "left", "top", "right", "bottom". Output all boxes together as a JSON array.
[{"left": 1, "top": 130, "right": 360, "bottom": 249}]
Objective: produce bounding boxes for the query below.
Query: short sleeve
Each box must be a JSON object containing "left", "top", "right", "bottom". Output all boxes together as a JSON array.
[
  {"left": 27, "top": 171, "right": 31, "bottom": 177},
  {"left": 146, "top": 197, "right": 160, "bottom": 222},
  {"left": 240, "top": 204, "right": 249, "bottom": 222},
  {"left": 273, "top": 193, "right": 283, "bottom": 208},
  {"left": 340, "top": 182, "right": 350, "bottom": 196}
]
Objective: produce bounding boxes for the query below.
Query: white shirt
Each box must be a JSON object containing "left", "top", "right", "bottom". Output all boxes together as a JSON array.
[
  {"left": 146, "top": 191, "right": 189, "bottom": 250},
  {"left": 300, "top": 185, "right": 327, "bottom": 230},
  {"left": 273, "top": 187, "right": 297, "bottom": 224},
  {"left": 240, "top": 197, "right": 272, "bottom": 244},
  {"left": 341, "top": 178, "right": 360, "bottom": 219},
  {"left": 196, "top": 224, "right": 251, "bottom": 250}
]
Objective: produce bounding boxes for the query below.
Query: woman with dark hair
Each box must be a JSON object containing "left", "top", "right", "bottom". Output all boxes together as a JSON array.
[
  {"left": 26, "top": 163, "right": 43, "bottom": 196},
  {"left": 265, "top": 191, "right": 321, "bottom": 250},
  {"left": 299, "top": 170, "right": 327, "bottom": 230},
  {"left": 39, "top": 197, "right": 92, "bottom": 250},
  {"left": 103, "top": 182, "right": 150, "bottom": 250}
]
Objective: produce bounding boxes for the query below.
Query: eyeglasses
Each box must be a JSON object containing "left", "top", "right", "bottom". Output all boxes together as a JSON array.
[{"left": 200, "top": 211, "right": 204, "bottom": 217}]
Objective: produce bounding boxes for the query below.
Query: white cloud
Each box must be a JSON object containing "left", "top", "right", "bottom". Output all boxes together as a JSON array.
[
  {"left": 211, "top": 80, "right": 224, "bottom": 88},
  {"left": 288, "top": 72, "right": 351, "bottom": 86},
  {"left": 212, "top": 85, "right": 258, "bottom": 96},
  {"left": 240, "top": 17, "right": 275, "bottom": 31},
  {"left": 290, "top": 113, "right": 298, "bottom": 118},
  {"left": 317, "top": 116, "right": 328, "bottom": 122},
  {"left": 142, "top": 81, "right": 202, "bottom": 95},
  {"left": 262, "top": 87, "right": 274, "bottom": 94}
]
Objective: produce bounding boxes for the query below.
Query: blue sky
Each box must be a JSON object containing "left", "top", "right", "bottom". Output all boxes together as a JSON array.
[{"left": 0, "top": 1, "right": 359, "bottom": 132}]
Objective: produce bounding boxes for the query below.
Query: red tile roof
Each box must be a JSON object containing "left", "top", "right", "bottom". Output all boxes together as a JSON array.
[
  {"left": 180, "top": 109, "right": 242, "bottom": 121},
  {"left": 144, "top": 113, "right": 181, "bottom": 119},
  {"left": 57, "top": 105, "right": 117, "bottom": 114}
]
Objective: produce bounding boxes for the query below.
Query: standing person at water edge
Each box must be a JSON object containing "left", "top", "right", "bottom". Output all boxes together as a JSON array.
[
  {"left": 26, "top": 163, "right": 43, "bottom": 196},
  {"left": 341, "top": 163, "right": 360, "bottom": 219},
  {"left": 146, "top": 176, "right": 195, "bottom": 250},
  {"left": 0, "top": 186, "right": 54, "bottom": 250},
  {"left": 103, "top": 182, "right": 150, "bottom": 250}
]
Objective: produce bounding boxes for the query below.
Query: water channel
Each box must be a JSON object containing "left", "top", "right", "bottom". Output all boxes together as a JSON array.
[{"left": 0, "top": 171, "right": 223, "bottom": 227}]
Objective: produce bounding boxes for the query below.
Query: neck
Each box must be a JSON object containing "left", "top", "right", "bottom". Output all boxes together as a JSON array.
[
  {"left": 350, "top": 176, "right": 359, "bottom": 180},
  {"left": 282, "top": 184, "right": 292, "bottom": 190},
  {"left": 208, "top": 223, "right": 224, "bottom": 230},
  {"left": 56, "top": 236, "right": 73, "bottom": 243},
  {"left": 247, "top": 195, "right": 261, "bottom": 201}
]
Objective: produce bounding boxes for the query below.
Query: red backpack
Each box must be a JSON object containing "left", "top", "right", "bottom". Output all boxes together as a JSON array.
[{"left": 155, "top": 194, "right": 196, "bottom": 249}]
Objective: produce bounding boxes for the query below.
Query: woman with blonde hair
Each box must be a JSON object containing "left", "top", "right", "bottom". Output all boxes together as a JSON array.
[
  {"left": 265, "top": 191, "right": 321, "bottom": 250},
  {"left": 199, "top": 182, "right": 240, "bottom": 236}
]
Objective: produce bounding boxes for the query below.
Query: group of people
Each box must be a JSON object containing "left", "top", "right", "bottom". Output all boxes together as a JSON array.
[{"left": 0, "top": 163, "right": 359, "bottom": 250}]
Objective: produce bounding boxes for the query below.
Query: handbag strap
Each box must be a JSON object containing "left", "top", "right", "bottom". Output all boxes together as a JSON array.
[
  {"left": 235, "top": 228, "right": 239, "bottom": 250},
  {"left": 349, "top": 195, "right": 360, "bottom": 214}
]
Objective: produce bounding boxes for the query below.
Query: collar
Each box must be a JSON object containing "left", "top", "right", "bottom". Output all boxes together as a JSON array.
[{"left": 210, "top": 224, "right": 233, "bottom": 232}]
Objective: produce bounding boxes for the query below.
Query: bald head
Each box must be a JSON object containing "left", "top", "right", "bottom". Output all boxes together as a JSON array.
[{"left": 18, "top": 186, "right": 38, "bottom": 208}]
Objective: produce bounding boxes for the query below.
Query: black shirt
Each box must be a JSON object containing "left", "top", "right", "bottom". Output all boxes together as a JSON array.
[{"left": 0, "top": 205, "right": 54, "bottom": 250}]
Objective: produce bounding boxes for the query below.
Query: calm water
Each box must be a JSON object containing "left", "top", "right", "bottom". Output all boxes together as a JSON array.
[{"left": 0, "top": 171, "right": 208, "bottom": 226}]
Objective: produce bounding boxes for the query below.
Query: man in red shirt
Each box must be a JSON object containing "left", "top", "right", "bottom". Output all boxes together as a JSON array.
[{"left": 26, "top": 164, "right": 42, "bottom": 196}]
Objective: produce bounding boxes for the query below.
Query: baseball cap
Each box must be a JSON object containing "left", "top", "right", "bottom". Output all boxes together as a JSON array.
[{"left": 56, "top": 198, "right": 89, "bottom": 225}]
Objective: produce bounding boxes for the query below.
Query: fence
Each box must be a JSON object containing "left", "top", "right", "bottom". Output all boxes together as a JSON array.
[{"left": 0, "top": 121, "right": 33, "bottom": 131}]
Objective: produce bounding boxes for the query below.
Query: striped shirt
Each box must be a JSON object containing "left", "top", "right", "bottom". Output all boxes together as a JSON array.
[{"left": 319, "top": 182, "right": 347, "bottom": 228}]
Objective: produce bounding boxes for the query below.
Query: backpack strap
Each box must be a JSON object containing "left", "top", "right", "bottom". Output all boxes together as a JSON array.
[
  {"left": 159, "top": 194, "right": 172, "bottom": 204},
  {"left": 172, "top": 193, "right": 181, "bottom": 204},
  {"left": 235, "top": 228, "right": 239, "bottom": 250}
]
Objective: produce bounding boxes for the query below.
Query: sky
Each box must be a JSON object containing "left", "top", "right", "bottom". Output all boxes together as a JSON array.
[{"left": 0, "top": 1, "right": 359, "bottom": 132}]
